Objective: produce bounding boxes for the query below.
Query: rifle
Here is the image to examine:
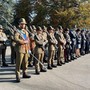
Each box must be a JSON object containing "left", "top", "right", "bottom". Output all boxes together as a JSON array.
[
  {"left": 0, "top": 16, "right": 46, "bottom": 70},
  {"left": 26, "top": 26, "right": 48, "bottom": 51},
  {"left": 45, "top": 29, "right": 58, "bottom": 49}
]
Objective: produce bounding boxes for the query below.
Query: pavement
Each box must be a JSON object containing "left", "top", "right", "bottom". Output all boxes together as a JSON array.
[{"left": 0, "top": 47, "right": 90, "bottom": 90}]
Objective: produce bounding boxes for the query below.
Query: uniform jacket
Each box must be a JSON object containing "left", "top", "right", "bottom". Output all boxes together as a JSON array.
[
  {"left": 15, "top": 28, "right": 30, "bottom": 53},
  {"left": 0, "top": 32, "right": 7, "bottom": 49},
  {"left": 55, "top": 32, "right": 66, "bottom": 48},
  {"left": 69, "top": 30, "right": 76, "bottom": 45},
  {"left": 47, "top": 33, "right": 57, "bottom": 50},
  {"left": 34, "top": 33, "right": 44, "bottom": 54}
]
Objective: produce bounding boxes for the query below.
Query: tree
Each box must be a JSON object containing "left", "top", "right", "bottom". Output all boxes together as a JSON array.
[
  {"left": 78, "top": 3, "right": 90, "bottom": 28},
  {"left": 15, "top": 0, "right": 90, "bottom": 28},
  {"left": 0, "top": 0, "right": 15, "bottom": 32},
  {"left": 15, "top": 0, "right": 32, "bottom": 25}
]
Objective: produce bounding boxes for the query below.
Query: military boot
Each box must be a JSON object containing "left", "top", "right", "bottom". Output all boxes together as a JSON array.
[
  {"left": 2, "top": 62, "right": 8, "bottom": 67},
  {"left": 47, "top": 65, "right": 53, "bottom": 70},
  {"left": 23, "top": 73, "right": 31, "bottom": 78}
]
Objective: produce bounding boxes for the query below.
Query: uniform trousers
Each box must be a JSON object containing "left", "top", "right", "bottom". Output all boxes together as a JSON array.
[{"left": 16, "top": 52, "right": 28, "bottom": 79}]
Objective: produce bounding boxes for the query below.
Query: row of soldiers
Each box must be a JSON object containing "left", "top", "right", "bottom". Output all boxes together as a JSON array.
[{"left": 0, "top": 18, "right": 90, "bottom": 82}]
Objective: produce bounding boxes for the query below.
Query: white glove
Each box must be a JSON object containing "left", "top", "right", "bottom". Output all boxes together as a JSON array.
[
  {"left": 28, "top": 50, "right": 31, "bottom": 54},
  {"left": 3, "top": 38, "right": 7, "bottom": 41}
]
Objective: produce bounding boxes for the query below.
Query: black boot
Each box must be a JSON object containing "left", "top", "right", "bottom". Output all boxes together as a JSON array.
[
  {"left": 57, "top": 63, "right": 62, "bottom": 66},
  {"left": 16, "top": 78, "right": 20, "bottom": 83},
  {"left": 40, "top": 68, "right": 47, "bottom": 72},
  {"left": 23, "top": 73, "right": 31, "bottom": 78},
  {"left": 35, "top": 70, "right": 40, "bottom": 75},
  {"left": 47, "top": 65, "right": 53, "bottom": 69},
  {"left": 28, "top": 64, "right": 33, "bottom": 67},
  {"left": 51, "top": 64, "right": 57, "bottom": 68},
  {"left": 2, "top": 62, "right": 8, "bottom": 67}
]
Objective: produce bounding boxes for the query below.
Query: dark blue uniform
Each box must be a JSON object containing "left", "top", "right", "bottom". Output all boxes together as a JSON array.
[
  {"left": 69, "top": 30, "right": 77, "bottom": 60},
  {"left": 80, "top": 30, "right": 86, "bottom": 55}
]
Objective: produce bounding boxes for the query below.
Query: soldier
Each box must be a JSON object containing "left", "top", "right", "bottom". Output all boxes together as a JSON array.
[
  {"left": 69, "top": 28, "right": 77, "bottom": 60},
  {"left": 28, "top": 26, "right": 36, "bottom": 67},
  {"left": 55, "top": 26, "right": 66, "bottom": 66},
  {"left": 34, "top": 26, "right": 47, "bottom": 74},
  {"left": 42, "top": 26, "right": 48, "bottom": 63},
  {"left": 80, "top": 29, "right": 86, "bottom": 55},
  {"left": 85, "top": 30, "right": 90, "bottom": 54},
  {"left": 76, "top": 29, "right": 81, "bottom": 58},
  {"left": 64, "top": 28, "right": 71, "bottom": 62},
  {"left": 10, "top": 31, "right": 16, "bottom": 64},
  {"left": 0, "top": 49, "right": 1, "bottom": 66},
  {"left": 15, "top": 18, "right": 31, "bottom": 82},
  {"left": 0, "top": 25, "right": 8, "bottom": 67},
  {"left": 47, "top": 26, "right": 57, "bottom": 69}
]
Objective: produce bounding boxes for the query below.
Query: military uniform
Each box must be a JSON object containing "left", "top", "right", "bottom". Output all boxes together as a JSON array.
[
  {"left": 76, "top": 29, "right": 81, "bottom": 58},
  {"left": 69, "top": 29, "right": 77, "bottom": 60},
  {"left": 47, "top": 26, "right": 57, "bottom": 69},
  {"left": 55, "top": 26, "right": 66, "bottom": 65},
  {"left": 34, "top": 26, "right": 46, "bottom": 74},
  {"left": 15, "top": 18, "right": 31, "bottom": 82},
  {"left": 64, "top": 28, "right": 71, "bottom": 62},
  {"left": 42, "top": 26, "right": 48, "bottom": 63},
  {"left": 80, "top": 30, "right": 86, "bottom": 55},
  {"left": 0, "top": 25, "right": 8, "bottom": 66},
  {"left": 28, "top": 33, "right": 36, "bottom": 67},
  {"left": 85, "top": 30, "right": 90, "bottom": 54},
  {"left": 10, "top": 34, "right": 16, "bottom": 64}
]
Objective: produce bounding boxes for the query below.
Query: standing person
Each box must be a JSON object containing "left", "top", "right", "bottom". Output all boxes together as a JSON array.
[
  {"left": 47, "top": 26, "right": 57, "bottom": 69},
  {"left": 80, "top": 29, "right": 86, "bottom": 55},
  {"left": 0, "top": 25, "right": 8, "bottom": 67},
  {"left": 34, "top": 26, "right": 47, "bottom": 75},
  {"left": 76, "top": 29, "right": 81, "bottom": 58},
  {"left": 55, "top": 26, "right": 66, "bottom": 66},
  {"left": 10, "top": 32, "right": 16, "bottom": 64},
  {"left": 15, "top": 18, "right": 31, "bottom": 82},
  {"left": 64, "top": 28, "right": 71, "bottom": 62},
  {"left": 85, "top": 30, "right": 90, "bottom": 54},
  {"left": 28, "top": 26, "right": 36, "bottom": 67},
  {"left": 42, "top": 26, "right": 48, "bottom": 63},
  {"left": 69, "top": 28, "right": 77, "bottom": 60}
]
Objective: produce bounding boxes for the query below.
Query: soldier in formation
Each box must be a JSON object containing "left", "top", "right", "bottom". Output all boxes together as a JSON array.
[
  {"left": 0, "top": 25, "right": 8, "bottom": 67},
  {"left": 34, "top": 26, "right": 47, "bottom": 74},
  {"left": 14, "top": 18, "right": 31, "bottom": 82},
  {"left": 0, "top": 17, "right": 90, "bottom": 82}
]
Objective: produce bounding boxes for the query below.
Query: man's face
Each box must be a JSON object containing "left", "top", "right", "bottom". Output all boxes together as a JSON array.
[
  {"left": 0, "top": 29, "right": 3, "bottom": 32},
  {"left": 59, "top": 29, "right": 63, "bottom": 33},
  {"left": 66, "top": 30, "right": 69, "bottom": 33},
  {"left": 37, "top": 30, "right": 42, "bottom": 34},
  {"left": 49, "top": 29, "right": 53, "bottom": 33},
  {"left": 19, "top": 23, "right": 26, "bottom": 29}
]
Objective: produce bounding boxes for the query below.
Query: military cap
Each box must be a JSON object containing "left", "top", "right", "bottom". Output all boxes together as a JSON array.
[
  {"left": 58, "top": 25, "right": 63, "bottom": 30},
  {"left": 42, "top": 25, "right": 47, "bottom": 32},
  {"left": 36, "top": 26, "right": 42, "bottom": 31},
  {"left": 76, "top": 28, "right": 80, "bottom": 32},
  {"left": 81, "top": 28, "right": 86, "bottom": 32},
  {"left": 32, "top": 25, "right": 36, "bottom": 30},
  {"left": 42, "top": 25, "right": 47, "bottom": 31},
  {"left": 19, "top": 18, "right": 27, "bottom": 24},
  {"left": 64, "top": 28, "right": 69, "bottom": 31},
  {"left": 0, "top": 25, "right": 3, "bottom": 29},
  {"left": 47, "top": 26, "right": 54, "bottom": 31}
]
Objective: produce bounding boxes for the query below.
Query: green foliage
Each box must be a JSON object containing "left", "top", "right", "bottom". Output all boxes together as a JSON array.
[
  {"left": 0, "top": 0, "right": 89, "bottom": 29},
  {"left": 15, "top": 0, "right": 32, "bottom": 24}
]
